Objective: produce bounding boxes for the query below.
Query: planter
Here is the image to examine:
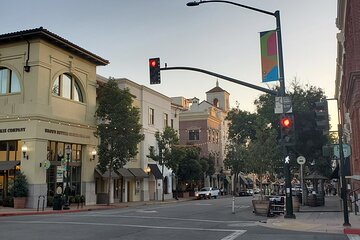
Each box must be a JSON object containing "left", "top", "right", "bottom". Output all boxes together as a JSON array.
[
  {"left": 292, "top": 197, "right": 300, "bottom": 212},
  {"left": 179, "top": 192, "right": 189, "bottom": 198},
  {"left": 13, "top": 197, "right": 27, "bottom": 209},
  {"left": 252, "top": 199, "right": 270, "bottom": 216}
]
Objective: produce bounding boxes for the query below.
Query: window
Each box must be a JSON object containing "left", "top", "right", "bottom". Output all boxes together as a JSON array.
[
  {"left": 189, "top": 129, "right": 200, "bottom": 141},
  {"left": 46, "top": 141, "right": 82, "bottom": 197},
  {"left": 0, "top": 67, "right": 20, "bottom": 94},
  {"left": 149, "top": 108, "right": 154, "bottom": 125},
  {"left": 164, "top": 113, "right": 168, "bottom": 127},
  {"left": 171, "top": 119, "right": 174, "bottom": 129},
  {"left": 52, "top": 73, "right": 84, "bottom": 102}
]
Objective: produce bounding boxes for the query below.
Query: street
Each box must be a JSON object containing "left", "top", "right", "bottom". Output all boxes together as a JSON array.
[{"left": 0, "top": 196, "right": 348, "bottom": 240}]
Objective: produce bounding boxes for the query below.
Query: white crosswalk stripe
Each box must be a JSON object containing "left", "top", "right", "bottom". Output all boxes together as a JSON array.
[{"left": 348, "top": 234, "right": 360, "bottom": 240}]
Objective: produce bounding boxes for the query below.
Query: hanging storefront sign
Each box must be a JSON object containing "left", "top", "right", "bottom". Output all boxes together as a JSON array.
[{"left": 56, "top": 166, "right": 64, "bottom": 183}]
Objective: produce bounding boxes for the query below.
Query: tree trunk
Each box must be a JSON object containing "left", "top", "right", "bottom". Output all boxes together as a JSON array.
[
  {"left": 107, "top": 160, "right": 113, "bottom": 206},
  {"left": 259, "top": 174, "right": 264, "bottom": 200}
]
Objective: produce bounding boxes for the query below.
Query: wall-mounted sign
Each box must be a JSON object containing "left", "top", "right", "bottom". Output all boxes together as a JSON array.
[
  {"left": 44, "top": 128, "right": 90, "bottom": 139},
  {"left": 0, "top": 128, "right": 26, "bottom": 134},
  {"left": 42, "top": 160, "right": 51, "bottom": 169}
]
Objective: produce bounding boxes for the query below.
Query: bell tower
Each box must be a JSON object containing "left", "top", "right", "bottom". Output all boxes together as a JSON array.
[{"left": 206, "top": 80, "right": 230, "bottom": 112}]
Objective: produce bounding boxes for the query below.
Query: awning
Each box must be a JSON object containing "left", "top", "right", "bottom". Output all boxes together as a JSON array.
[
  {"left": 330, "top": 165, "right": 339, "bottom": 179},
  {"left": 304, "top": 170, "right": 328, "bottom": 180},
  {"left": 128, "top": 168, "right": 148, "bottom": 179},
  {"left": 116, "top": 168, "right": 134, "bottom": 178},
  {"left": 94, "top": 168, "right": 120, "bottom": 179},
  {"left": 225, "top": 175, "right": 232, "bottom": 183},
  {"left": 148, "top": 164, "right": 162, "bottom": 179},
  {"left": 0, "top": 161, "right": 20, "bottom": 171},
  {"left": 239, "top": 175, "right": 249, "bottom": 186}
]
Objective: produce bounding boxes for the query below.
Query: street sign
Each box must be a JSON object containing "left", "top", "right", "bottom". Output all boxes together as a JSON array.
[
  {"left": 334, "top": 144, "right": 351, "bottom": 158},
  {"left": 275, "top": 96, "right": 293, "bottom": 114},
  {"left": 297, "top": 156, "right": 306, "bottom": 165}
]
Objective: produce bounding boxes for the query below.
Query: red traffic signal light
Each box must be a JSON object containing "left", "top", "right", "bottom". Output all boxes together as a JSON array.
[
  {"left": 150, "top": 59, "right": 157, "bottom": 68},
  {"left": 281, "top": 117, "right": 292, "bottom": 128},
  {"left": 280, "top": 114, "right": 295, "bottom": 146},
  {"left": 149, "top": 58, "right": 160, "bottom": 84}
]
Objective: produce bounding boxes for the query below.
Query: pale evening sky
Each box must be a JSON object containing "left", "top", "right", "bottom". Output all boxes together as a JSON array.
[{"left": 1, "top": 0, "right": 337, "bottom": 113}]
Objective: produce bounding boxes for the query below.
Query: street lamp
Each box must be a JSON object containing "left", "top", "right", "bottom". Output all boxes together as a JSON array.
[
  {"left": 187, "top": 0, "right": 294, "bottom": 218},
  {"left": 63, "top": 144, "right": 71, "bottom": 210}
]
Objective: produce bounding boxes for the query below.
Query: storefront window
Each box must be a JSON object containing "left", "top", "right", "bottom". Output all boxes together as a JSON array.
[
  {"left": 0, "top": 140, "right": 21, "bottom": 202},
  {"left": 46, "top": 141, "right": 82, "bottom": 197}
]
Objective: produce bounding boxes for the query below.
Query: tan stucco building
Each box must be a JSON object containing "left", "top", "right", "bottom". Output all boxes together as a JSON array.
[{"left": 0, "top": 28, "right": 108, "bottom": 207}]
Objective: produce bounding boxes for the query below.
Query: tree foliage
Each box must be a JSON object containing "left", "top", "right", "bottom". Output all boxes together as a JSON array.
[
  {"left": 95, "top": 78, "right": 144, "bottom": 173},
  {"left": 254, "top": 81, "right": 332, "bottom": 176},
  {"left": 227, "top": 80, "right": 332, "bottom": 180},
  {"left": 148, "top": 126, "right": 179, "bottom": 168}
]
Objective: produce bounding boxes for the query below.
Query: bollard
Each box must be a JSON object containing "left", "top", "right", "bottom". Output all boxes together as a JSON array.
[
  {"left": 232, "top": 196, "right": 235, "bottom": 214},
  {"left": 37, "top": 195, "right": 45, "bottom": 212}
]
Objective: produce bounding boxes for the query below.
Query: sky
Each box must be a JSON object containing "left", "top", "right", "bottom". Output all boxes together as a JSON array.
[{"left": 2, "top": 0, "right": 338, "bottom": 114}]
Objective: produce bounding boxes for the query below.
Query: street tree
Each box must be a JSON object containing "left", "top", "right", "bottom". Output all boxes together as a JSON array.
[
  {"left": 176, "top": 146, "right": 203, "bottom": 189},
  {"left": 148, "top": 126, "right": 179, "bottom": 201},
  {"left": 224, "top": 142, "right": 248, "bottom": 195},
  {"left": 254, "top": 80, "right": 332, "bottom": 177},
  {"left": 95, "top": 78, "right": 144, "bottom": 205},
  {"left": 247, "top": 124, "right": 282, "bottom": 198}
]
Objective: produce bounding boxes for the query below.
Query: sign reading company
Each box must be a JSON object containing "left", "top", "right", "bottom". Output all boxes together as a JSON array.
[{"left": 0, "top": 127, "right": 26, "bottom": 133}]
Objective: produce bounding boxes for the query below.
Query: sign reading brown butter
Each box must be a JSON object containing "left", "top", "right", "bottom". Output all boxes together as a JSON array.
[{"left": 45, "top": 128, "right": 90, "bottom": 139}]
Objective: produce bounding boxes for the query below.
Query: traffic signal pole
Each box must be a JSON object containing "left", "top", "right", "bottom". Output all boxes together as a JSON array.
[
  {"left": 153, "top": 0, "right": 295, "bottom": 218},
  {"left": 160, "top": 66, "right": 277, "bottom": 96}
]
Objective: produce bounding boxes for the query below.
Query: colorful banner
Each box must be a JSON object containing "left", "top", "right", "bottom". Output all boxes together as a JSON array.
[{"left": 260, "top": 30, "right": 279, "bottom": 82}]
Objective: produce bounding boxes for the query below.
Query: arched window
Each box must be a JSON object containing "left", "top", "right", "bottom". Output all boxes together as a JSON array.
[
  {"left": 0, "top": 67, "right": 20, "bottom": 94},
  {"left": 213, "top": 98, "right": 219, "bottom": 107},
  {"left": 52, "top": 73, "right": 84, "bottom": 102}
]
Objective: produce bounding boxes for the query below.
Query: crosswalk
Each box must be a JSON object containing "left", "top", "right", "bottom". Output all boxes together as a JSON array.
[{"left": 348, "top": 234, "right": 360, "bottom": 240}]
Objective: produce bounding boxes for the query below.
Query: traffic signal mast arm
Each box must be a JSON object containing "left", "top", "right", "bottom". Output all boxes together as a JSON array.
[{"left": 160, "top": 66, "right": 278, "bottom": 96}]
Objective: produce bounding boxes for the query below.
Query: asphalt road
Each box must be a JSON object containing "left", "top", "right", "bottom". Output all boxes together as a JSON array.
[{"left": 0, "top": 196, "right": 348, "bottom": 240}]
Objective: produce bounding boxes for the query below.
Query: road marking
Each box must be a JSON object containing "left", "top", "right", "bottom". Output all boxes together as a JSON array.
[
  {"left": 136, "top": 210, "right": 158, "bottom": 213},
  {"left": 195, "top": 203, "right": 212, "bottom": 206},
  {"left": 76, "top": 213, "right": 255, "bottom": 224},
  {"left": 348, "top": 234, "right": 360, "bottom": 240},
  {"left": 221, "top": 231, "right": 245, "bottom": 240},
  {"left": 2, "top": 220, "right": 246, "bottom": 237}
]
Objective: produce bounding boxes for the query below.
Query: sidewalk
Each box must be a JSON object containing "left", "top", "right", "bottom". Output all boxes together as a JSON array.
[
  {"left": 262, "top": 195, "right": 360, "bottom": 234},
  {"left": 0, "top": 197, "right": 194, "bottom": 217}
]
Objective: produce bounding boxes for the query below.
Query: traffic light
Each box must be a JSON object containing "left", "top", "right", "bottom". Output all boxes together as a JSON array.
[
  {"left": 149, "top": 58, "right": 160, "bottom": 84},
  {"left": 314, "top": 100, "right": 329, "bottom": 135},
  {"left": 280, "top": 114, "right": 295, "bottom": 146}
]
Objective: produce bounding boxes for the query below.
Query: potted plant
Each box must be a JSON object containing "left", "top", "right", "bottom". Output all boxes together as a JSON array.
[{"left": 10, "top": 171, "right": 29, "bottom": 209}]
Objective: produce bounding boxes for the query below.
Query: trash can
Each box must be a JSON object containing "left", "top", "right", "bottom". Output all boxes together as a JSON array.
[{"left": 53, "top": 194, "right": 63, "bottom": 210}]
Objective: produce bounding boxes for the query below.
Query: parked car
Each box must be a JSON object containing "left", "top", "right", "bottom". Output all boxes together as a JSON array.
[
  {"left": 238, "top": 189, "right": 248, "bottom": 196},
  {"left": 195, "top": 187, "right": 220, "bottom": 199}
]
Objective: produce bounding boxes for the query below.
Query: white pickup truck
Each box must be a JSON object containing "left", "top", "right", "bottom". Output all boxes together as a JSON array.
[{"left": 195, "top": 187, "right": 220, "bottom": 199}]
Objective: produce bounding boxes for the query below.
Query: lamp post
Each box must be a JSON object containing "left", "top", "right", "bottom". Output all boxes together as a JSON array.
[
  {"left": 187, "top": 0, "right": 294, "bottom": 218},
  {"left": 63, "top": 145, "right": 71, "bottom": 210}
]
